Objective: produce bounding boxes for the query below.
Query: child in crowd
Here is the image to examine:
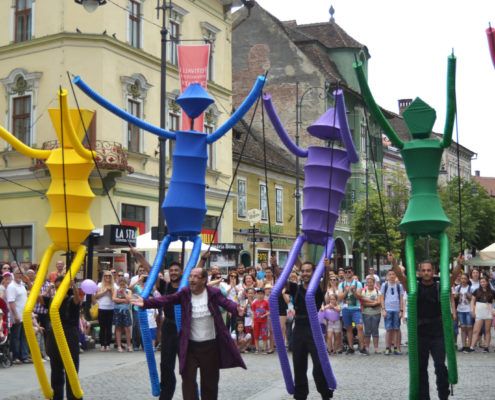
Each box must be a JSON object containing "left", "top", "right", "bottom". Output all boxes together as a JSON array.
[
  {"left": 322, "top": 294, "right": 342, "bottom": 354},
  {"left": 231, "top": 320, "right": 252, "bottom": 353},
  {"left": 243, "top": 287, "right": 255, "bottom": 350},
  {"left": 32, "top": 313, "right": 49, "bottom": 361},
  {"left": 147, "top": 308, "right": 158, "bottom": 350},
  {"left": 252, "top": 288, "right": 270, "bottom": 354}
]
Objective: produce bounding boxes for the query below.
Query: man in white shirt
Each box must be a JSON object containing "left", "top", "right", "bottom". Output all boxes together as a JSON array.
[{"left": 7, "top": 267, "right": 30, "bottom": 363}]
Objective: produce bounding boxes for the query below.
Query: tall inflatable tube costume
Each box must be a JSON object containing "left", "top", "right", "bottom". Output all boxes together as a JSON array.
[
  {"left": 74, "top": 75, "right": 265, "bottom": 396},
  {"left": 0, "top": 89, "right": 95, "bottom": 399},
  {"left": 264, "top": 89, "right": 358, "bottom": 394},
  {"left": 354, "top": 55, "right": 458, "bottom": 399}
]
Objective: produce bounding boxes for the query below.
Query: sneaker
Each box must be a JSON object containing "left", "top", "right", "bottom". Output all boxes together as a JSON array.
[
  {"left": 384, "top": 348, "right": 391, "bottom": 356},
  {"left": 458, "top": 347, "right": 466, "bottom": 352},
  {"left": 345, "top": 348, "right": 355, "bottom": 355},
  {"left": 394, "top": 349, "right": 402, "bottom": 355},
  {"left": 464, "top": 347, "right": 475, "bottom": 353},
  {"left": 13, "top": 359, "right": 22, "bottom": 365},
  {"left": 359, "top": 348, "right": 369, "bottom": 356},
  {"left": 483, "top": 347, "right": 489, "bottom": 353},
  {"left": 336, "top": 350, "right": 344, "bottom": 354},
  {"left": 21, "top": 358, "right": 32, "bottom": 364}
]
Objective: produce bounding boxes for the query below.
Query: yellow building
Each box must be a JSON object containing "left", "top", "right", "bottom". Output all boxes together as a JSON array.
[
  {"left": 0, "top": 1, "right": 236, "bottom": 273},
  {"left": 230, "top": 122, "right": 301, "bottom": 268}
]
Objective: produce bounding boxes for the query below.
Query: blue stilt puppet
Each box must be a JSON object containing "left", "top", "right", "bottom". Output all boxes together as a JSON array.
[{"left": 74, "top": 76, "right": 265, "bottom": 396}]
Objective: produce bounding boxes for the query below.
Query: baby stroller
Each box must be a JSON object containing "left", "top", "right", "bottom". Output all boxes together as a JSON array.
[{"left": 0, "top": 303, "right": 12, "bottom": 368}]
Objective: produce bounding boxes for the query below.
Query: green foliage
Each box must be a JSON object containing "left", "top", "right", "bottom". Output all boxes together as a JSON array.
[{"left": 439, "top": 177, "right": 495, "bottom": 257}]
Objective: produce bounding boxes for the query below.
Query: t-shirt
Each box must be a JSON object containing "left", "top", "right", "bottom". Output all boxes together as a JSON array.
[
  {"left": 6, "top": 281, "right": 27, "bottom": 322},
  {"left": 381, "top": 282, "right": 403, "bottom": 312},
  {"left": 472, "top": 288, "right": 495, "bottom": 304},
  {"left": 251, "top": 299, "right": 269, "bottom": 323},
  {"left": 361, "top": 287, "right": 381, "bottom": 315},
  {"left": 158, "top": 281, "right": 178, "bottom": 322},
  {"left": 289, "top": 282, "right": 324, "bottom": 326},
  {"left": 454, "top": 284, "right": 472, "bottom": 313},
  {"left": 147, "top": 309, "right": 158, "bottom": 329},
  {"left": 338, "top": 280, "right": 363, "bottom": 310},
  {"left": 470, "top": 280, "right": 480, "bottom": 292},
  {"left": 190, "top": 289, "right": 215, "bottom": 342},
  {"left": 243, "top": 300, "right": 254, "bottom": 327},
  {"left": 417, "top": 280, "right": 442, "bottom": 337},
  {"left": 96, "top": 283, "right": 115, "bottom": 310}
]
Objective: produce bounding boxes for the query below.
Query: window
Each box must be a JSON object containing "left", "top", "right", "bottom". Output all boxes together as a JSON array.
[
  {"left": 12, "top": 95, "right": 31, "bottom": 145},
  {"left": 122, "top": 204, "right": 146, "bottom": 224},
  {"left": 204, "top": 107, "right": 218, "bottom": 170},
  {"left": 275, "top": 187, "right": 283, "bottom": 223},
  {"left": 0, "top": 225, "right": 32, "bottom": 262},
  {"left": 205, "top": 124, "right": 215, "bottom": 170},
  {"left": 15, "top": 0, "right": 32, "bottom": 43},
  {"left": 127, "top": 99, "right": 141, "bottom": 152},
  {"left": 167, "top": 99, "right": 180, "bottom": 161},
  {"left": 237, "top": 179, "right": 247, "bottom": 218},
  {"left": 260, "top": 183, "right": 268, "bottom": 221},
  {"left": 169, "top": 20, "right": 180, "bottom": 65},
  {"left": 129, "top": 0, "right": 141, "bottom": 48},
  {"left": 201, "top": 22, "right": 220, "bottom": 82}
]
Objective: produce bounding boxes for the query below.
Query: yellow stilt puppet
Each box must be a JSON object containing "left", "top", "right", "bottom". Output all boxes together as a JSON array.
[{"left": 0, "top": 89, "right": 95, "bottom": 399}]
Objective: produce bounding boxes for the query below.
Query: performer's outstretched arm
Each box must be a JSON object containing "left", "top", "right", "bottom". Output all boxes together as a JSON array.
[
  {"left": 441, "top": 54, "right": 457, "bottom": 148},
  {"left": 207, "top": 75, "right": 266, "bottom": 144},
  {"left": 334, "top": 89, "right": 358, "bottom": 163},
  {"left": 0, "top": 125, "right": 50, "bottom": 159},
  {"left": 263, "top": 94, "right": 308, "bottom": 158},
  {"left": 353, "top": 61, "right": 404, "bottom": 149},
  {"left": 73, "top": 76, "right": 176, "bottom": 140}
]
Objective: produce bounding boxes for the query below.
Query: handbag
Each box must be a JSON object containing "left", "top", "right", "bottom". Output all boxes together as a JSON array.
[{"left": 89, "top": 302, "right": 99, "bottom": 320}]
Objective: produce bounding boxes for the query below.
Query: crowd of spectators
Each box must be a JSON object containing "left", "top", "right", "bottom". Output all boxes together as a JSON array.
[{"left": 1, "top": 254, "right": 495, "bottom": 371}]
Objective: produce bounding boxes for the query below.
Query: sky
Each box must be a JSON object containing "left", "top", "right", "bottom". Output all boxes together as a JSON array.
[{"left": 254, "top": 0, "right": 495, "bottom": 177}]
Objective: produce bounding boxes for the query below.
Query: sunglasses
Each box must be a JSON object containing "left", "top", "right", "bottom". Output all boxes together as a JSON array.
[
  {"left": 330, "top": 278, "right": 337, "bottom": 281},
  {"left": 345, "top": 270, "right": 352, "bottom": 274}
]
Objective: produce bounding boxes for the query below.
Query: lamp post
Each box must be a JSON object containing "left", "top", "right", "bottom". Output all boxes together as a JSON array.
[{"left": 295, "top": 82, "right": 330, "bottom": 237}]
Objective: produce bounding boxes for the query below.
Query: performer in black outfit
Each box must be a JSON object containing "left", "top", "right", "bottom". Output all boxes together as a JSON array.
[
  {"left": 43, "top": 276, "right": 81, "bottom": 400},
  {"left": 288, "top": 260, "right": 333, "bottom": 400}
]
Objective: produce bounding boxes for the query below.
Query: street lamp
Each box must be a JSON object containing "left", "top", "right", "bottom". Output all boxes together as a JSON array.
[
  {"left": 74, "top": 0, "right": 107, "bottom": 13},
  {"left": 295, "top": 82, "right": 330, "bottom": 237}
]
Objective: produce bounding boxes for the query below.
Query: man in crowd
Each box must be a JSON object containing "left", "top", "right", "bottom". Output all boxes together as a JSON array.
[
  {"left": 48, "top": 260, "right": 66, "bottom": 283},
  {"left": 288, "top": 260, "right": 334, "bottom": 400},
  {"left": 132, "top": 267, "right": 245, "bottom": 400},
  {"left": 338, "top": 266, "right": 366, "bottom": 355},
  {"left": 7, "top": 267, "right": 30, "bottom": 364}
]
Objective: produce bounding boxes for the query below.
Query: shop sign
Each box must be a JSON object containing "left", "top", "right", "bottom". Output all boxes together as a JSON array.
[{"left": 104, "top": 224, "right": 137, "bottom": 246}]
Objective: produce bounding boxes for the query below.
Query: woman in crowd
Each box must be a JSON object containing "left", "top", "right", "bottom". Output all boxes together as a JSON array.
[
  {"left": 221, "top": 271, "right": 241, "bottom": 332},
  {"left": 94, "top": 270, "right": 115, "bottom": 351},
  {"left": 361, "top": 276, "right": 382, "bottom": 354},
  {"left": 469, "top": 276, "right": 495, "bottom": 352},
  {"left": 112, "top": 277, "right": 133, "bottom": 352},
  {"left": 454, "top": 273, "right": 474, "bottom": 352}
]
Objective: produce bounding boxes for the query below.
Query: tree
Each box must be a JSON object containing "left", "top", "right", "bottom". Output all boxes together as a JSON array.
[{"left": 440, "top": 177, "right": 495, "bottom": 257}]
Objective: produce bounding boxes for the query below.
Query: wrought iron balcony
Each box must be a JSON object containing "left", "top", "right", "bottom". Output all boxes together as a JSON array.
[{"left": 31, "top": 140, "right": 134, "bottom": 173}]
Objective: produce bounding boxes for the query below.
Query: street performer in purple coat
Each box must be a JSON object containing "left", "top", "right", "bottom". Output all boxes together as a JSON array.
[{"left": 131, "top": 267, "right": 246, "bottom": 400}]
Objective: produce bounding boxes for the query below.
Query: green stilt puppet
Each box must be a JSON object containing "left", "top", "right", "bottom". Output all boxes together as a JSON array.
[{"left": 354, "top": 54, "right": 458, "bottom": 399}]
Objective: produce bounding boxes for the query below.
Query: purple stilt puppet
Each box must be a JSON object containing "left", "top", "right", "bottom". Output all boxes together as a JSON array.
[{"left": 263, "top": 89, "right": 358, "bottom": 395}]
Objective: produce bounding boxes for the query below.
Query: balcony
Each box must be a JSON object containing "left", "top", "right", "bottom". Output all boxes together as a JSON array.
[{"left": 31, "top": 140, "right": 134, "bottom": 173}]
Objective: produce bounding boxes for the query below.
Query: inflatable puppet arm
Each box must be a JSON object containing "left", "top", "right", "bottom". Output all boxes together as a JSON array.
[
  {"left": 487, "top": 26, "right": 495, "bottom": 69},
  {"left": 440, "top": 54, "right": 457, "bottom": 149},
  {"left": 262, "top": 94, "right": 308, "bottom": 158},
  {"left": 73, "top": 76, "right": 176, "bottom": 141},
  {"left": 0, "top": 125, "right": 50, "bottom": 159},
  {"left": 353, "top": 61, "right": 404, "bottom": 150},
  {"left": 206, "top": 75, "right": 266, "bottom": 144},
  {"left": 49, "top": 89, "right": 96, "bottom": 160},
  {"left": 334, "top": 89, "right": 358, "bottom": 163}
]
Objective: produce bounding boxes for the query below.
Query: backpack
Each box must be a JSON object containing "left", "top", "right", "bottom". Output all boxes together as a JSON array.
[{"left": 383, "top": 282, "right": 402, "bottom": 302}]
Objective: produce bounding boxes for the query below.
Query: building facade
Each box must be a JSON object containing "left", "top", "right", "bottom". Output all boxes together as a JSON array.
[{"left": 0, "top": 0, "right": 236, "bottom": 273}]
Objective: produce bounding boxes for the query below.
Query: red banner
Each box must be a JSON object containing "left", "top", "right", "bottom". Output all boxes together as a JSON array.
[
  {"left": 178, "top": 44, "right": 210, "bottom": 131},
  {"left": 201, "top": 229, "right": 218, "bottom": 245}
]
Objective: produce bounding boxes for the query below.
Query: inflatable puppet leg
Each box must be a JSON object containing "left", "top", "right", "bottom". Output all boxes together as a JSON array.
[
  {"left": 405, "top": 235, "right": 419, "bottom": 400},
  {"left": 49, "top": 245, "right": 87, "bottom": 400},
  {"left": 439, "top": 232, "right": 458, "bottom": 385},
  {"left": 305, "top": 238, "right": 337, "bottom": 391},
  {"left": 139, "top": 234, "right": 172, "bottom": 397},
  {"left": 23, "top": 244, "right": 57, "bottom": 399},
  {"left": 175, "top": 235, "right": 202, "bottom": 331},
  {"left": 269, "top": 234, "right": 306, "bottom": 395}
]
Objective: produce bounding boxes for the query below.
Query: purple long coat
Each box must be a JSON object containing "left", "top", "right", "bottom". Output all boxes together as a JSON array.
[{"left": 143, "top": 285, "right": 246, "bottom": 375}]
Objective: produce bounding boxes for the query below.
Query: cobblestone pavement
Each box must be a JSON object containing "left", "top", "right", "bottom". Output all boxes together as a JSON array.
[{"left": 2, "top": 347, "right": 493, "bottom": 399}]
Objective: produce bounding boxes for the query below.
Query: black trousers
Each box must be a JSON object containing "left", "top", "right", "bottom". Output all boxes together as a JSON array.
[
  {"left": 418, "top": 334, "right": 449, "bottom": 400},
  {"left": 46, "top": 326, "right": 81, "bottom": 400},
  {"left": 160, "top": 319, "right": 179, "bottom": 400},
  {"left": 97, "top": 309, "right": 113, "bottom": 347},
  {"left": 183, "top": 339, "right": 219, "bottom": 400},
  {"left": 292, "top": 324, "right": 333, "bottom": 400}
]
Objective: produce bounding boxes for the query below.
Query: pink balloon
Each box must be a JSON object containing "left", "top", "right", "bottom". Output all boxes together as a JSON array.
[{"left": 80, "top": 279, "right": 97, "bottom": 295}]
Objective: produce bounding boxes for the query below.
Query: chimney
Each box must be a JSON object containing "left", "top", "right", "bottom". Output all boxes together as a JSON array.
[
  {"left": 475, "top": 170, "right": 480, "bottom": 177},
  {"left": 398, "top": 99, "right": 412, "bottom": 115}
]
